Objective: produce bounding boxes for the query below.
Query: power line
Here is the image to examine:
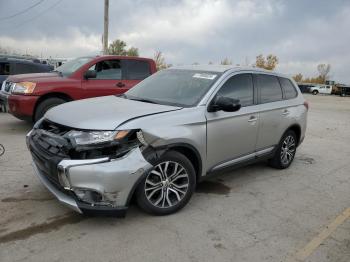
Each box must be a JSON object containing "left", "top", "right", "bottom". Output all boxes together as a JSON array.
[
  {"left": 3, "top": 0, "right": 63, "bottom": 30},
  {"left": 0, "top": 0, "right": 45, "bottom": 21}
]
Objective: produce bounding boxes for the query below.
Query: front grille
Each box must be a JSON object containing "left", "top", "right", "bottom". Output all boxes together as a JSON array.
[
  {"left": 29, "top": 129, "right": 71, "bottom": 185},
  {"left": 4, "top": 81, "right": 13, "bottom": 93},
  {"left": 39, "top": 119, "right": 71, "bottom": 136}
]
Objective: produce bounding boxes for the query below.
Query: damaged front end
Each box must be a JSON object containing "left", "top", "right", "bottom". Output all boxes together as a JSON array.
[{"left": 27, "top": 119, "right": 153, "bottom": 216}]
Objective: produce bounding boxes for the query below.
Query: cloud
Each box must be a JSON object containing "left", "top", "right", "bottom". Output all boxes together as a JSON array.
[{"left": 0, "top": 0, "right": 349, "bottom": 83}]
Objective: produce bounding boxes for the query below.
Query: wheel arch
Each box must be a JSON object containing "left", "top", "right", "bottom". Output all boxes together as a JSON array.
[
  {"left": 33, "top": 92, "right": 73, "bottom": 121},
  {"left": 125, "top": 143, "right": 203, "bottom": 207},
  {"left": 166, "top": 143, "right": 203, "bottom": 182},
  {"left": 286, "top": 124, "right": 301, "bottom": 145}
]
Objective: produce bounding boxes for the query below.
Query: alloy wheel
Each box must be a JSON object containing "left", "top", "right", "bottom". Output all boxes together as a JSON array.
[
  {"left": 144, "top": 161, "right": 189, "bottom": 208},
  {"left": 280, "top": 135, "right": 296, "bottom": 165}
]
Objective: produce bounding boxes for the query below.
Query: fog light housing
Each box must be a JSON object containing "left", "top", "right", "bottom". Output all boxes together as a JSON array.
[
  {"left": 73, "top": 188, "right": 103, "bottom": 205},
  {"left": 57, "top": 166, "right": 71, "bottom": 190}
]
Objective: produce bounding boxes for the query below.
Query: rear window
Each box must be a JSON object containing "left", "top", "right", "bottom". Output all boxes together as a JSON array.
[
  {"left": 279, "top": 77, "right": 298, "bottom": 99},
  {"left": 0, "top": 62, "right": 10, "bottom": 75},
  {"left": 12, "top": 63, "right": 47, "bottom": 74},
  {"left": 256, "top": 74, "right": 283, "bottom": 103},
  {"left": 124, "top": 60, "right": 151, "bottom": 80}
]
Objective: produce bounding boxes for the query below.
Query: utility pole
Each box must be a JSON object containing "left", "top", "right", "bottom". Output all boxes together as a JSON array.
[{"left": 103, "top": 0, "right": 109, "bottom": 55}]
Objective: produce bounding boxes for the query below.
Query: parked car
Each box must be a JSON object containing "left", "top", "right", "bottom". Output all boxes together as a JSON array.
[
  {"left": 297, "top": 83, "right": 314, "bottom": 93},
  {"left": 0, "top": 58, "right": 53, "bottom": 112},
  {"left": 27, "top": 65, "right": 308, "bottom": 216},
  {"left": 6, "top": 56, "right": 157, "bottom": 122},
  {"left": 310, "top": 84, "right": 332, "bottom": 95},
  {"left": 338, "top": 84, "right": 350, "bottom": 96}
]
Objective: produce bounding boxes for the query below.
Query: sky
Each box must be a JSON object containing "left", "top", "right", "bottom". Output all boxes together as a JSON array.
[{"left": 0, "top": 0, "right": 349, "bottom": 83}]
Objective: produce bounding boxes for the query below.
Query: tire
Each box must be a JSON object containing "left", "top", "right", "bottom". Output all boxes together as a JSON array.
[
  {"left": 34, "top": 97, "right": 66, "bottom": 122},
  {"left": 312, "top": 90, "right": 318, "bottom": 95},
  {"left": 136, "top": 150, "right": 196, "bottom": 215},
  {"left": 269, "top": 130, "right": 297, "bottom": 169}
]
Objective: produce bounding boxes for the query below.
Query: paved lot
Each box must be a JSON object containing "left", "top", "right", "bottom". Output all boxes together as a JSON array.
[{"left": 0, "top": 94, "right": 349, "bottom": 262}]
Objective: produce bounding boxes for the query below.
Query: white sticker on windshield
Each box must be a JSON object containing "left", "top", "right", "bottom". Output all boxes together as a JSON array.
[{"left": 193, "top": 73, "right": 217, "bottom": 80}]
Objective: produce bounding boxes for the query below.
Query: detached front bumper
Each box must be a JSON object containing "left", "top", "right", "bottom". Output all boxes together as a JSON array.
[{"left": 29, "top": 129, "right": 153, "bottom": 216}]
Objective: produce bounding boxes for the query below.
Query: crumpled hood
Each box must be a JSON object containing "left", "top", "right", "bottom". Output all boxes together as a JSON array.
[
  {"left": 45, "top": 96, "right": 182, "bottom": 130},
  {"left": 7, "top": 72, "right": 64, "bottom": 83}
]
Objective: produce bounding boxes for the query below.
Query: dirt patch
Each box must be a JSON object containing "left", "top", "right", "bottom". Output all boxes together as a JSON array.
[
  {"left": 196, "top": 180, "right": 231, "bottom": 195},
  {"left": 1, "top": 196, "right": 54, "bottom": 203},
  {"left": 296, "top": 156, "right": 315, "bottom": 164},
  {"left": 0, "top": 213, "right": 85, "bottom": 244}
]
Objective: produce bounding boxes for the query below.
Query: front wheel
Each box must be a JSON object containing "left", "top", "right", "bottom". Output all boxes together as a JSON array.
[
  {"left": 312, "top": 90, "right": 318, "bottom": 95},
  {"left": 269, "top": 130, "right": 297, "bottom": 169},
  {"left": 34, "top": 97, "right": 66, "bottom": 122},
  {"left": 136, "top": 151, "right": 196, "bottom": 215}
]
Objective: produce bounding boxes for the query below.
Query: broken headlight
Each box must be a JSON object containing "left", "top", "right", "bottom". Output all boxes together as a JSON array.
[{"left": 65, "top": 130, "right": 130, "bottom": 145}]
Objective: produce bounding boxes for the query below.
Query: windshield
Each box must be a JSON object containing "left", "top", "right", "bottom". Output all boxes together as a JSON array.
[
  {"left": 125, "top": 69, "right": 221, "bottom": 107},
  {"left": 55, "top": 57, "right": 93, "bottom": 77}
]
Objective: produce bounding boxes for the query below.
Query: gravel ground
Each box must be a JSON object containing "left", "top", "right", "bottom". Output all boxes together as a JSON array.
[{"left": 0, "top": 94, "right": 349, "bottom": 262}]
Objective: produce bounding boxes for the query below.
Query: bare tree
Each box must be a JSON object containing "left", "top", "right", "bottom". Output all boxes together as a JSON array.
[
  {"left": 293, "top": 73, "right": 303, "bottom": 83},
  {"left": 154, "top": 51, "right": 167, "bottom": 70},
  {"left": 317, "top": 64, "right": 331, "bottom": 82}
]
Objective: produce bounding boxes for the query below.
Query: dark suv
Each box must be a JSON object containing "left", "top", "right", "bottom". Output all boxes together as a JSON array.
[{"left": 0, "top": 57, "right": 53, "bottom": 112}]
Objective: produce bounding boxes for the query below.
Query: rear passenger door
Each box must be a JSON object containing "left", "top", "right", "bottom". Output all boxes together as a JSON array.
[
  {"left": 254, "top": 74, "right": 297, "bottom": 151},
  {"left": 122, "top": 59, "right": 151, "bottom": 89}
]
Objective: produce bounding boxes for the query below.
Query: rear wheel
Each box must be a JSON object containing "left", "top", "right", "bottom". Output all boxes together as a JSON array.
[
  {"left": 269, "top": 130, "right": 297, "bottom": 169},
  {"left": 34, "top": 97, "right": 66, "bottom": 122},
  {"left": 136, "top": 151, "right": 196, "bottom": 215},
  {"left": 312, "top": 90, "right": 318, "bottom": 95}
]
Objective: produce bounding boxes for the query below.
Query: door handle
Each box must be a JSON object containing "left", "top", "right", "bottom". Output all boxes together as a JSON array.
[
  {"left": 282, "top": 109, "right": 290, "bottom": 116},
  {"left": 248, "top": 116, "right": 258, "bottom": 122},
  {"left": 116, "top": 82, "right": 125, "bottom": 88}
]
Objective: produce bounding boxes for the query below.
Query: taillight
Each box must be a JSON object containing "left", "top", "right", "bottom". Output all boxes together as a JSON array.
[{"left": 303, "top": 101, "right": 309, "bottom": 110}]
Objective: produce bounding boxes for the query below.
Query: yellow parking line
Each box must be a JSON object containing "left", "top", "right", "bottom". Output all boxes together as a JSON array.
[{"left": 290, "top": 207, "right": 350, "bottom": 261}]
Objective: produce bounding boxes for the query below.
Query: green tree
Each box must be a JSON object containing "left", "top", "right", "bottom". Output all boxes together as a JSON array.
[{"left": 108, "top": 39, "right": 139, "bottom": 56}]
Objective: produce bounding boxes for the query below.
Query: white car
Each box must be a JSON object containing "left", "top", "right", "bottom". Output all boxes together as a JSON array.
[{"left": 310, "top": 85, "right": 332, "bottom": 95}]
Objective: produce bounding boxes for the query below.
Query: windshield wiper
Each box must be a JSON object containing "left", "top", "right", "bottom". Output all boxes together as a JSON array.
[
  {"left": 52, "top": 70, "right": 63, "bottom": 76},
  {"left": 128, "top": 97, "right": 157, "bottom": 104}
]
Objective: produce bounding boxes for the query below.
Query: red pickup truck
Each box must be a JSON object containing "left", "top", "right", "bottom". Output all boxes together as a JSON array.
[{"left": 5, "top": 56, "right": 157, "bottom": 122}]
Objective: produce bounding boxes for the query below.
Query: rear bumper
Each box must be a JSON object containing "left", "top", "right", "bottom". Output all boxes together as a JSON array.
[{"left": 8, "top": 94, "right": 39, "bottom": 121}]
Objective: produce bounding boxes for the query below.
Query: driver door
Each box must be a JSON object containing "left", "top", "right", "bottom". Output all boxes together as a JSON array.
[
  {"left": 205, "top": 73, "right": 259, "bottom": 171},
  {"left": 82, "top": 59, "right": 129, "bottom": 99}
]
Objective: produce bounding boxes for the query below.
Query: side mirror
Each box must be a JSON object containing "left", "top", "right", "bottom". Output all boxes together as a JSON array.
[
  {"left": 208, "top": 96, "right": 241, "bottom": 112},
  {"left": 84, "top": 70, "right": 97, "bottom": 79}
]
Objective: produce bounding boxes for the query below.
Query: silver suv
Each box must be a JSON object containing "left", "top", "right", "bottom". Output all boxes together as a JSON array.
[{"left": 27, "top": 65, "right": 308, "bottom": 216}]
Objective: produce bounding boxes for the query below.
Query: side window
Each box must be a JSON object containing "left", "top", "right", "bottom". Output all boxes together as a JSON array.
[
  {"left": 89, "top": 60, "right": 122, "bottom": 80},
  {"left": 256, "top": 74, "right": 283, "bottom": 103},
  {"left": 12, "top": 63, "right": 42, "bottom": 74},
  {"left": 0, "top": 62, "right": 10, "bottom": 75},
  {"left": 216, "top": 73, "right": 254, "bottom": 107},
  {"left": 124, "top": 60, "right": 151, "bottom": 80},
  {"left": 279, "top": 77, "right": 298, "bottom": 99}
]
